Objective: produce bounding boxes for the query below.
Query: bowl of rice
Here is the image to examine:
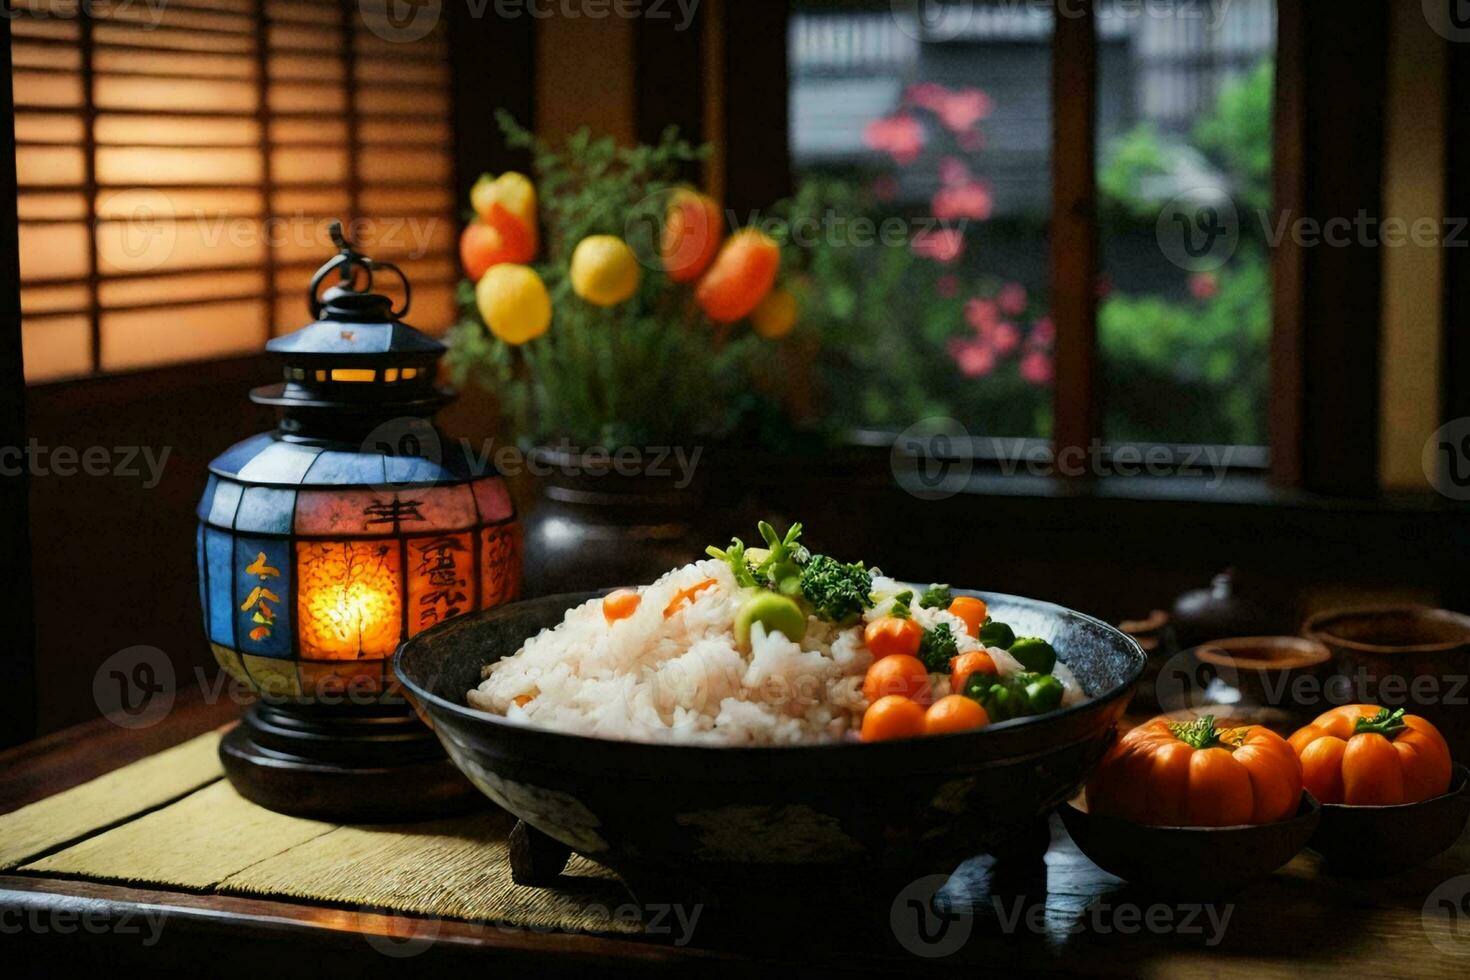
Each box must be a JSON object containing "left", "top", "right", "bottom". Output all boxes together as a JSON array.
[{"left": 394, "top": 522, "right": 1145, "bottom": 907}]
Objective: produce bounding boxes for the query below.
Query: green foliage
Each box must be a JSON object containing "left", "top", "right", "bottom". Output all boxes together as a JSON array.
[
  {"left": 1099, "top": 250, "right": 1270, "bottom": 444},
  {"left": 918, "top": 622, "right": 959, "bottom": 673},
  {"left": 1194, "top": 62, "right": 1274, "bottom": 213},
  {"left": 447, "top": 114, "right": 770, "bottom": 447},
  {"left": 1098, "top": 122, "right": 1174, "bottom": 221}
]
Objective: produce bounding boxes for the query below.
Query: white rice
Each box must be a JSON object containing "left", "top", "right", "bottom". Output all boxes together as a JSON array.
[{"left": 467, "top": 559, "right": 1085, "bottom": 745}]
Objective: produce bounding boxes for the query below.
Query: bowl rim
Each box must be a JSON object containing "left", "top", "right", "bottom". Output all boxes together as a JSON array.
[
  {"left": 1190, "top": 635, "right": 1332, "bottom": 671},
  {"left": 1062, "top": 789, "right": 1322, "bottom": 833},
  {"left": 1302, "top": 605, "right": 1470, "bottom": 656},
  {"left": 1316, "top": 762, "right": 1470, "bottom": 812},
  {"left": 392, "top": 586, "right": 1146, "bottom": 754}
]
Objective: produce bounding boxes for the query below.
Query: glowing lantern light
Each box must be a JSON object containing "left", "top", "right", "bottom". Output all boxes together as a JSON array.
[{"left": 196, "top": 223, "right": 519, "bottom": 820}]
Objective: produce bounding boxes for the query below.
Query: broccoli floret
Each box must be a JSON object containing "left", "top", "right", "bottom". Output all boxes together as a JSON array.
[
  {"left": 798, "top": 555, "right": 873, "bottom": 623},
  {"left": 918, "top": 584, "right": 953, "bottom": 609},
  {"left": 918, "top": 622, "right": 958, "bottom": 672}
]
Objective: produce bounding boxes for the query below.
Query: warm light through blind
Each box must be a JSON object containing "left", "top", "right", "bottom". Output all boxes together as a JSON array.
[{"left": 12, "top": 0, "right": 459, "bottom": 383}]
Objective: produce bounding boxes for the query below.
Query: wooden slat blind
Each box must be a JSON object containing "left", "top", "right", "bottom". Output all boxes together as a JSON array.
[{"left": 12, "top": 0, "right": 459, "bottom": 383}]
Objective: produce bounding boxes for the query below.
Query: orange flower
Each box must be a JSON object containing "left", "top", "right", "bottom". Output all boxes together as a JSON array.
[
  {"left": 662, "top": 189, "right": 723, "bottom": 283},
  {"left": 694, "top": 229, "right": 779, "bottom": 324}
]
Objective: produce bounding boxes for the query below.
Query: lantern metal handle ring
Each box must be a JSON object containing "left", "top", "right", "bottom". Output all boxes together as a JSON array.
[{"left": 309, "top": 221, "right": 413, "bottom": 320}]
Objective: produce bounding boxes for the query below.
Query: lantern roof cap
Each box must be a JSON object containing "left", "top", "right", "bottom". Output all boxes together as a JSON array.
[{"left": 266, "top": 221, "right": 445, "bottom": 359}]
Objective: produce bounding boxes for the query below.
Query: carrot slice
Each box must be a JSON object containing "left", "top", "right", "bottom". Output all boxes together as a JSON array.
[
  {"left": 602, "top": 589, "right": 641, "bottom": 622},
  {"left": 663, "top": 578, "right": 717, "bottom": 618}
]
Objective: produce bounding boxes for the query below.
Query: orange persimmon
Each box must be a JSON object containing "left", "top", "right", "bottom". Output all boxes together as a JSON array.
[
  {"left": 947, "top": 596, "right": 988, "bottom": 638},
  {"left": 1086, "top": 714, "right": 1303, "bottom": 827},
  {"left": 862, "top": 654, "right": 932, "bottom": 705},
  {"left": 694, "top": 229, "right": 779, "bottom": 323},
  {"left": 1287, "top": 705, "right": 1452, "bottom": 806},
  {"left": 863, "top": 616, "right": 924, "bottom": 660}
]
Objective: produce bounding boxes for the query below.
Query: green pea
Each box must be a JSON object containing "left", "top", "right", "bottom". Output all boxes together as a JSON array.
[
  {"left": 734, "top": 593, "right": 806, "bottom": 648},
  {"left": 1024, "top": 674, "right": 1064, "bottom": 713},
  {"left": 978, "top": 620, "right": 1015, "bottom": 649},
  {"left": 1008, "top": 637, "right": 1056, "bottom": 674}
]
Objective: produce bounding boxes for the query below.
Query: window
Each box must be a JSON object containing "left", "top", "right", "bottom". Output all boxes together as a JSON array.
[
  {"left": 785, "top": 0, "right": 1276, "bottom": 456},
  {"left": 788, "top": 3, "right": 1055, "bottom": 439},
  {"left": 1097, "top": 0, "right": 1275, "bottom": 447},
  {"left": 11, "top": 0, "right": 459, "bottom": 384}
]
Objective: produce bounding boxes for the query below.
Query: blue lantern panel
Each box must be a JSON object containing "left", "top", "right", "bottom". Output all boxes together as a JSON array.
[
  {"left": 195, "top": 525, "right": 208, "bottom": 628},
  {"left": 234, "top": 536, "right": 293, "bottom": 659},
  {"left": 208, "top": 479, "right": 244, "bottom": 529},
  {"left": 302, "top": 451, "right": 387, "bottom": 487},
  {"left": 235, "top": 440, "right": 322, "bottom": 485},
  {"left": 234, "top": 486, "right": 297, "bottom": 535},
  {"left": 203, "top": 528, "right": 237, "bottom": 647}
]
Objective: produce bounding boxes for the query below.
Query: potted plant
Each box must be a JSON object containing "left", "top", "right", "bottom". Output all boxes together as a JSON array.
[{"left": 447, "top": 114, "right": 808, "bottom": 592}]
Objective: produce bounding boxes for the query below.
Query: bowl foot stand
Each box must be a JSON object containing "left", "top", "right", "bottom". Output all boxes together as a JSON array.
[
  {"left": 219, "top": 700, "right": 482, "bottom": 823},
  {"left": 508, "top": 820, "right": 572, "bottom": 885}
]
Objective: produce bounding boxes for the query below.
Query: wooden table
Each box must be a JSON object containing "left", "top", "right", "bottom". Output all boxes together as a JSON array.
[{"left": 3, "top": 690, "right": 1467, "bottom": 978}]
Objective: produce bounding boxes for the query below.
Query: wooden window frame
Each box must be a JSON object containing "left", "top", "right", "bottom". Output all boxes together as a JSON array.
[{"left": 711, "top": 0, "right": 1405, "bottom": 494}]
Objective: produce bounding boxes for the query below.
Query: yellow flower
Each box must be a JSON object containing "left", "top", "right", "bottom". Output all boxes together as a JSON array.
[
  {"left": 751, "top": 287, "right": 798, "bottom": 339},
  {"left": 569, "top": 235, "right": 641, "bottom": 306},
  {"left": 471, "top": 171, "right": 537, "bottom": 230},
  {"left": 476, "top": 264, "right": 551, "bottom": 345}
]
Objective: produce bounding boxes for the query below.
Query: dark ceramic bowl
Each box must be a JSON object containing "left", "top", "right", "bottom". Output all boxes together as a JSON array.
[
  {"left": 1191, "top": 636, "right": 1332, "bottom": 717},
  {"left": 394, "top": 589, "right": 1144, "bottom": 906},
  {"left": 1303, "top": 606, "right": 1470, "bottom": 761},
  {"left": 1059, "top": 792, "right": 1321, "bottom": 898},
  {"left": 1308, "top": 764, "right": 1470, "bottom": 877}
]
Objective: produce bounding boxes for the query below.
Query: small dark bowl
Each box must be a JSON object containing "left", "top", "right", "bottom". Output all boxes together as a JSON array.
[
  {"left": 1308, "top": 764, "right": 1470, "bottom": 877},
  {"left": 394, "top": 589, "right": 1145, "bottom": 907},
  {"left": 1303, "top": 606, "right": 1470, "bottom": 761},
  {"left": 1059, "top": 793, "right": 1321, "bottom": 898},
  {"left": 1191, "top": 636, "right": 1332, "bottom": 717}
]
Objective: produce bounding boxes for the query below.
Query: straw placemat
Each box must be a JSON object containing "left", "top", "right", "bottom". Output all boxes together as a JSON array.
[
  {"left": 0, "top": 731, "right": 224, "bottom": 870},
  {"left": 6, "top": 730, "right": 637, "bottom": 935}
]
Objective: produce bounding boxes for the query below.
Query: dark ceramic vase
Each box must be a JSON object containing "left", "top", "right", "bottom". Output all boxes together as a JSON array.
[{"left": 519, "top": 447, "right": 721, "bottom": 596}]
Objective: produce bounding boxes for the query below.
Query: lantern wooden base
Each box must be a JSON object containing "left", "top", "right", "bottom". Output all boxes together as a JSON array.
[{"left": 219, "top": 699, "right": 482, "bottom": 823}]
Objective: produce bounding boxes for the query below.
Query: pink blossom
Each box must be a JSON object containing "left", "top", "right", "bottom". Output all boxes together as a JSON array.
[
  {"left": 948, "top": 337, "right": 996, "bottom": 378},
  {"left": 990, "top": 320, "right": 1021, "bottom": 355},
  {"left": 864, "top": 113, "right": 925, "bottom": 166},
  {"left": 936, "top": 88, "right": 992, "bottom": 133},
  {"left": 931, "top": 181, "right": 993, "bottom": 222},
  {"left": 938, "top": 155, "right": 971, "bottom": 187},
  {"left": 871, "top": 174, "right": 899, "bottom": 201},
  {"left": 998, "top": 282, "right": 1027, "bottom": 316},
  {"left": 1020, "top": 350, "right": 1054, "bottom": 385},
  {"left": 936, "top": 273, "right": 960, "bottom": 298},
  {"left": 965, "top": 298, "right": 998, "bottom": 332},
  {"left": 905, "top": 82, "right": 950, "bottom": 111},
  {"left": 911, "top": 228, "right": 965, "bottom": 264},
  {"left": 1189, "top": 272, "right": 1219, "bottom": 301},
  {"left": 1029, "top": 316, "right": 1055, "bottom": 347}
]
